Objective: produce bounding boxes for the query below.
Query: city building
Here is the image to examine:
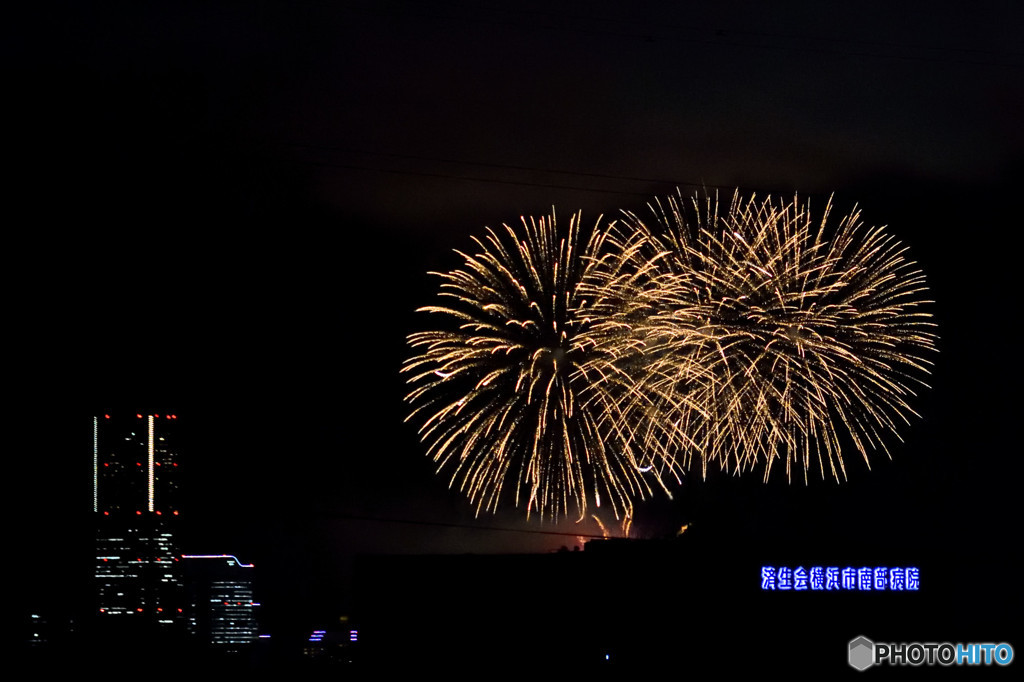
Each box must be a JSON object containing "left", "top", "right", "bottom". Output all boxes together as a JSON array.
[
  {"left": 302, "top": 618, "right": 358, "bottom": 665},
  {"left": 93, "top": 413, "right": 185, "bottom": 630},
  {"left": 182, "top": 554, "right": 260, "bottom": 651}
]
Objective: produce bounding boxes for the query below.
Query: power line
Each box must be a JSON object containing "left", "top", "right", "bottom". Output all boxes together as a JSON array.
[
  {"left": 283, "top": 144, "right": 687, "bottom": 186},
  {"left": 326, "top": 0, "right": 1023, "bottom": 69},
  {"left": 273, "top": 142, "right": 819, "bottom": 199},
  {"left": 449, "top": 0, "right": 1023, "bottom": 59},
  {"left": 314, "top": 510, "right": 618, "bottom": 540},
  {"left": 295, "top": 158, "right": 659, "bottom": 197}
]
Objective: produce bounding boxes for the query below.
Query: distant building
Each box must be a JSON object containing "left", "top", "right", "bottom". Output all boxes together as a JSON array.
[
  {"left": 302, "top": 618, "right": 358, "bottom": 665},
  {"left": 182, "top": 554, "right": 260, "bottom": 651},
  {"left": 93, "top": 413, "right": 185, "bottom": 629},
  {"left": 24, "top": 613, "right": 76, "bottom": 648}
]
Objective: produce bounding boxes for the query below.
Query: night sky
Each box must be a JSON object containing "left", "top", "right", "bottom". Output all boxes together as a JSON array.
[{"left": 10, "top": 0, "right": 1022, "bottom": 664}]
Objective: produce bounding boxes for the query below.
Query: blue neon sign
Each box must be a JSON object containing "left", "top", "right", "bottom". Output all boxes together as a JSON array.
[{"left": 761, "top": 566, "right": 919, "bottom": 591}]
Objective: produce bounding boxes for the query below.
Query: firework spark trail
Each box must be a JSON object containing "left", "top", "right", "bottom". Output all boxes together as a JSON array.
[
  {"left": 403, "top": 210, "right": 668, "bottom": 523},
  {"left": 594, "top": 190, "right": 938, "bottom": 482},
  {"left": 405, "top": 191, "right": 937, "bottom": 523}
]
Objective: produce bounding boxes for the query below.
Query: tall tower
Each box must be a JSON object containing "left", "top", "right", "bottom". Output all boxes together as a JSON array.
[{"left": 93, "top": 413, "right": 185, "bottom": 630}]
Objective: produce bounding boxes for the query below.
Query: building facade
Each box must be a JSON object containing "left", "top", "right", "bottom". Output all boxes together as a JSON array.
[
  {"left": 182, "top": 554, "right": 260, "bottom": 651},
  {"left": 93, "top": 413, "right": 185, "bottom": 629}
]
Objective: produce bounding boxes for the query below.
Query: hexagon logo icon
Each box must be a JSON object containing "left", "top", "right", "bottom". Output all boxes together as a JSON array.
[{"left": 849, "top": 636, "right": 875, "bottom": 671}]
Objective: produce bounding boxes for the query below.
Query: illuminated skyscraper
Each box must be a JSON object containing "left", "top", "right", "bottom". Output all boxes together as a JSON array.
[
  {"left": 93, "top": 413, "right": 185, "bottom": 628},
  {"left": 182, "top": 554, "right": 260, "bottom": 651}
]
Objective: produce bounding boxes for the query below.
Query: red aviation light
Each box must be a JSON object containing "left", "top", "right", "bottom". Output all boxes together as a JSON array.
[
  {"left": 104, "top": 414, "right": 110, "bottom": 419},
  {"left": 103, "top": 511, "right": 109, "bottom": 516},
  {"left": 177, "top": 608, "right": 183, "bottom": 613},
  {"left": 171, "top": 414, "right": 177, "bottom": 419},
  {"left": 156, "top": 511, "right": 162, "bottom": 516},
  {"left": 172, "top": 511, "right": 179, "bottom": 516},
  {"left": 136, "top": 511, "right": 142, "bottom": 515},
  {"left": 137, "top": 608, "right": 143, "bottom": 612},
  {"left": 136, "top": 414, "right": 142, "bottom": 418},
  {"left": 157, "top": 608, "right": 163, "bottom": 612},
  {"left": 155, "top": 462, "right": 161, "bottom": 466},
  {"left": 154, "top": 414, "right": 160, "bottom": 418}
]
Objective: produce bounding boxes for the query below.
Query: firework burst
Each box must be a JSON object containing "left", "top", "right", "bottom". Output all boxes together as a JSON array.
[
  {"left": 403, "top": 210, "right": 667, "bottom": 522},
  {"left": 595, "top": 190, "right": 938, "bottom": 482},
  {"left": 405, "top": 192, "right": 937, "bottom": 523}
]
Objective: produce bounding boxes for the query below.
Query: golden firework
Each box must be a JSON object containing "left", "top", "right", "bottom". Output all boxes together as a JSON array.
[
  {"left": 594, "top": 190, "right": 938, "bottom": 482},
  {"left": 403, "top": 210, "right": 668, "bottom": 523},
  {"left": 405, "top": 191, "right": 937, "bottom": 523}
]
